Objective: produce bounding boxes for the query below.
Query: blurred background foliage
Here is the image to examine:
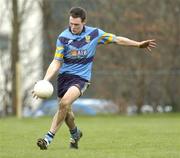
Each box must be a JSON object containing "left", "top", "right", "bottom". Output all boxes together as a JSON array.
[
  {"left": 40, "top": 0, "right": 180, "bottom": 112},
  {"left": 0, "top": 0, "right": 180, "bottom": 116}
]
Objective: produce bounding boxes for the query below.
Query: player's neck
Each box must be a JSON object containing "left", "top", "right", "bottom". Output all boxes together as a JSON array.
[{"left": 69, "top": 26, "right": 86, "bottom": 35}]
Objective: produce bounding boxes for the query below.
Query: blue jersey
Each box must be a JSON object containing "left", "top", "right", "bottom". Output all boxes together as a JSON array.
[{"left": 54, "top": 26, "right": 117, "bottom": 81}]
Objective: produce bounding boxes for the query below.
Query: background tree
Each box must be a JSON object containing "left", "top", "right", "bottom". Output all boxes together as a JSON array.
[
  {"left": 0, "top": 0, "right": 42, "bottom": 117},
  {"left": 1, "top": 0, "right": 179, "bottom": 116},
  {"left": 38, "top": 0, "right": 180, "bottom": 113},
  {"left": 10, "top": 0, "right": 21, "bottom": 116}
]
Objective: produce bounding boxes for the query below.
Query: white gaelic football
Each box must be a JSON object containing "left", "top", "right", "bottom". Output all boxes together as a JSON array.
[{"left": 33, "top": 80, "right": 54, "bottom": 99}]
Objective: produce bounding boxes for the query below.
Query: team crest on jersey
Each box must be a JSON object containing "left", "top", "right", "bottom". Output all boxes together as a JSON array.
[{"left": 85, "top": 35, "right": 91, "bottom": 43}]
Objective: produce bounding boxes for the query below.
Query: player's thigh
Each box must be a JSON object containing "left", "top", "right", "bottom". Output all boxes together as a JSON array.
[{"left": 61, "top": 86, "right": 81, "bottom": 106}]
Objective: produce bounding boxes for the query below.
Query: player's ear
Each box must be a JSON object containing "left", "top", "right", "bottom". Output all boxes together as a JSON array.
[
  {"left": 82, "top": 21, "right": 86, "bottom": 25},
  {"left": 82, "top": 19, "right": 86, "bottom": 25}
]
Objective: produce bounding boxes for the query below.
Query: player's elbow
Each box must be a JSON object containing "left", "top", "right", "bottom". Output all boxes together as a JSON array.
[{"left": 115, "top": 36, "right": 125, "bottom": 45}]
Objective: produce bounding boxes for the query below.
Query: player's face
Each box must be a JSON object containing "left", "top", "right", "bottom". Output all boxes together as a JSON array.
[{"left": 69, "top": 16, "right": 85, "bottom": 34}]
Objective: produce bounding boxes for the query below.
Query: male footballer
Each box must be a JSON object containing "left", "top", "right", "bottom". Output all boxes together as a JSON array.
[{"left": 33, "top": 7, "right": 156, "bottom": 150}]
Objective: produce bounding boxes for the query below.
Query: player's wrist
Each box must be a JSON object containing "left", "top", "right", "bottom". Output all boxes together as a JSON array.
[
  {"left": 43, "top": 78, "right": 49, "bottom": 81},
  {"left": 43, "top": 76, "right": 51, "bottom": 81},
  {"left": 137, "top": 42, "right": 141, "bottom": 48}
]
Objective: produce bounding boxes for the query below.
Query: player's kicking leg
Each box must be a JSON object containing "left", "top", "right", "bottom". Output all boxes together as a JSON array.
[
  {"left": 37, "top": 86, "right": 80, "bottom": 150},
  {"left": 65, "top": 110, "right": 83, "bottom": 149}
]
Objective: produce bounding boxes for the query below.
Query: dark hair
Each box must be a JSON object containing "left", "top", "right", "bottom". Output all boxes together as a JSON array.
[{"left": 69, "top": 7, "right": 87, "bottom": 22}]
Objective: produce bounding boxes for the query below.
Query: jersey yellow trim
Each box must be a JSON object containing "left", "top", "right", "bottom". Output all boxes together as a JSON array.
[
  {"left": 98, "top": 33, "right": 108, "bottom": 43},
  {"left": 56, "top": 46, "right": 64, "bottom": 51},
  {"left": 54, "top": 53, "right": 64, "bottom": 58},
  {"left": 104, "top": 35, "right": 113, "bottom": 44}
]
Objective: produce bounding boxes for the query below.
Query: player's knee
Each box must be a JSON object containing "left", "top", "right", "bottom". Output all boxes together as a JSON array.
[{"left": 59, "top": 98, "right": 71, "bottom": 110}]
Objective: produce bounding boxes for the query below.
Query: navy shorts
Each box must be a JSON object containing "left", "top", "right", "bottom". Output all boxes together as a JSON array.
[{"left": 57, "top": 73, "right": 90, "bottom": 98}]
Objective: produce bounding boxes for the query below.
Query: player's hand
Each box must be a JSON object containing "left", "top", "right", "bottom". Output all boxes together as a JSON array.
[
  {"left": 32, "top": 82, "right": 39, "bottom": 99},
  {"left": 139, "top": 39, "right": 157, "bottom": 52},
  {"left": 32, "top": 90, "right": 39, "bottom": 99}
]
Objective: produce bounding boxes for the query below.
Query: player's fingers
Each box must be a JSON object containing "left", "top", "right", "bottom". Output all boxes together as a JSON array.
[
  {"left": 148, "top": 39, "right": 156, "bottom": 42},
  {"left": 144, "top": 48, "right": 151, "bottom": 54},
  {"left": 32, "top": 82, "right": 39, "bottom": 99},
  {"left": 32, "top": 93, "right": 36, "bottom": 98},
  {"left": 33, "top": 94, "right": 39, "bottom": 99},
  {"left": 145, "top": 47, "right": 152, "bottom": 52},
  {"left": 32, "top": 92, "right": 37, "bottom": 98},
  {"left": 150, "top": 42, "right": 157, "bottom": 45},
  {"left": 150, "top": 41, "right": 157, "bottom": 46},
  {"left": 149, "top": 43, "right": 156, "bottom": 48},
  {"left": 32, "top": 90, "right": 36, "bottom": 97}
]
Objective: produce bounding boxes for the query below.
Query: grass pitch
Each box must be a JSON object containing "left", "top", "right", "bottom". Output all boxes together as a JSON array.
[{"left": 0, "top": 114, "right": 180, "bottom": 158}]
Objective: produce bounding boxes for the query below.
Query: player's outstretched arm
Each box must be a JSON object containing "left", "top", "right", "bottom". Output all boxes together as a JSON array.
[{"left": 115, "top": 36, "right": 157, "bottom": 52}]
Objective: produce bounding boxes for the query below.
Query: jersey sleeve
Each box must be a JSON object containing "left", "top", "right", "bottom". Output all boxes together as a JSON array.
[
  {"left": 97, "top": 29, "right": 117, "bottom": 45},
  {"left": 54, "top": 37, "right": 65, "bottom": 61}
]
